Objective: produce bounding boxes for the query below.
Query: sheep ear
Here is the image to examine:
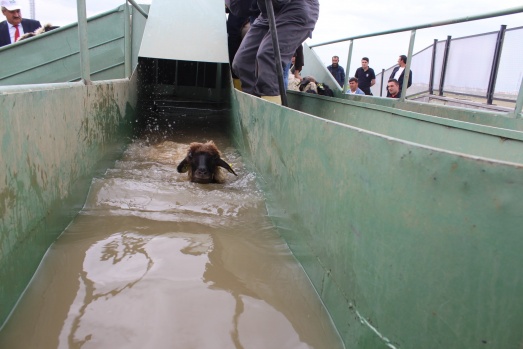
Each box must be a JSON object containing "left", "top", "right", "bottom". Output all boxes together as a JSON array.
[
  {"left": 217, "top": 158, "right": 237, "bottom": 176},
  {"left": 177, "top": 159, "right": 189, "bottom": 173}
]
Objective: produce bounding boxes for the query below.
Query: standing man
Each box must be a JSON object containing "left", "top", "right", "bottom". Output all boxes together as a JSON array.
[
  {"left": 231, "top": 0, "right": 320, "bottom": 105},
  {"left": 354, "top": 57, "right": 376, "bottom": 95},
  {"left": 327, "top": 56, "right": 345, "bottom": 88},
  {"left": 0, "top": 0, "right": 41, "bottom": 47},
  {"left": 388, "top": 54, "right": 412, "bottom": 96}
]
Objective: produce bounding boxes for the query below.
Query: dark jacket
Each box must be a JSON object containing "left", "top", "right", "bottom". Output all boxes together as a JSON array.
[
  {"left": 256, "top": 0, "right": 291, "bottom": 14},
  {"left": 0, "top": 19, "right": 42, "bottom": 47},
  {"left": 327, "top": 64, "right": 345, "bottom": 87},
  {"left": 389, "top": 66, "right": 412, "bottom": 90}
]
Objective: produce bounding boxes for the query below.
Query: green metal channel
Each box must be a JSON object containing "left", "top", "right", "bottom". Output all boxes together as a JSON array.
[
  {"left": 229, "top": 90, "right": 523, "bottom": 349},
  {"left": 0, "top": 77, "right": 137, "bottom": 326},
  {"left": 1, "top": 2, "right": 522, "bottom": 347}
]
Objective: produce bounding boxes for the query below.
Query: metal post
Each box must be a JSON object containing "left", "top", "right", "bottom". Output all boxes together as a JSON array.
[
  {"left": 175, "top": 60, "right": 178, "bottom": 88},
  {"left": 486, "top": 25, "right": 507, "bottom": 105},
  {"left": 439, "top": 36, "right": 452, "bottom": 96},
  {"left": 155, "top": 59, "right": 159, "bottom": 85},
  {"left": 265, "top": 0, "right": 288, "bottom": 106},
  {"left": 344, "top": 40, "right": 353, "bottom": 94},
  {"left": 76, "top": 0, "right": 91, "bottom": 84},
  {"left": 216, "top": 63, "right": 223, "bottom": 99},
  {"left": 400, "top": 29, "right": 416, "bottom": 101},
  {"left": 429, "top": 39, "right": 438, "bottom": 95},
  {"left": 29, "top": 0, "right": 35, "bottom": 19},
  {"left": 380, "top": 68, "right": 385, "bottom": 97},
  {"left": 512, "top": 77, "right": 523, "bottom": 119},
  {"left": 195, "top": 62, "right": 199, "bottom": 87},
  {"left": 124, "top": 1, "right": 132, "bottom": 78},
  {"left": 127, "top": 0, "right": 148, "bottom": 18},
  {"left": 203, "top": 63, "right": 206, "bottom": 87}
]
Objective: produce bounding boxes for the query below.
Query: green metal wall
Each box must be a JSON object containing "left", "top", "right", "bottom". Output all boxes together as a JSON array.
[
  {"left": 0, "top": 77, "right": 137, "bottom": 326},
  {"left": 287, "top": 93, "right": 523, "bottom": 164},
  {"left": 334, "top": 92, "right": 523, "bottom": 131},
  {"left": 229, "top": 90, "right": 523, "bottom": 348}
]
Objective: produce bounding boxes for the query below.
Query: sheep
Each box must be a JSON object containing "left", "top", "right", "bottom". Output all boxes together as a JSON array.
[
  {"left": 16, "top": 23, "right": 59, "bottom": 42},
  {"left": 176, "top": 141, "right": 237, "bottom": 183}
]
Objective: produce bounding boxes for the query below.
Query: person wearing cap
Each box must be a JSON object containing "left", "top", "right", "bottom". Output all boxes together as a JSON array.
[{"left": 0, "top": 0, "right": 41, "bottom": 47}]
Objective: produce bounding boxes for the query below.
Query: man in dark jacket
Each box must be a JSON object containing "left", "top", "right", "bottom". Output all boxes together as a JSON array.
[
  {"left": 0, "top": 0, "right": 41, "bottom": 47},
  {"left": 387, "top": 54, "right": 412, "bottom": 96},
  {"left": 327, "top": 56, "right": 345, "bottom": 88}
]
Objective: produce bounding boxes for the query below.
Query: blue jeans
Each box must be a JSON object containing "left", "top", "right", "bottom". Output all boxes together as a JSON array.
[{"left": 283, "top": 62, "right": 292, "bottom": 89}]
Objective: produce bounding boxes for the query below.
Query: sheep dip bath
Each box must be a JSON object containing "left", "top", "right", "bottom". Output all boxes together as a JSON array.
[{"left": 0, "top": 105, "right": 344, "bottom": 349}]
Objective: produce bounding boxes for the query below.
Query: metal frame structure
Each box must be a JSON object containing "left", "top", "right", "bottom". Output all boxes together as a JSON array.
[
  {"left": 75, "top": 0, "right": 148, "bottom": 84},
  {"left": 310, "top": 5, "right": 523, "bottom": 117}
]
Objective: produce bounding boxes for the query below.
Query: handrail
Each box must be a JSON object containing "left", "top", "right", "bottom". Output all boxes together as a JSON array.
[
  {"left": 310, "top": 5, "right": 523, "bottom": 47},
  {"left": 127, "top": 0, "right": 148, "bottom": 19},
  {"left": 309, "top": 5, "right": 523, "bottom": 116}
]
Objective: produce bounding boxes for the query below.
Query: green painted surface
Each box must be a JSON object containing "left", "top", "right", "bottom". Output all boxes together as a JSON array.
[
  {"left": 301, "top": 43, "right": 344, "bottom": 96},
  {"left": 0, "top": 77, "right": 137, "bottom": 326},
  {"left": 335, "top": 92, "right": 523, "bottom": 130},
  {"left": 288, "top": 92, "right": 523, "bottom": 164},
  {"left": 229, "top": 90, "right": 523, "bottom": 348}
]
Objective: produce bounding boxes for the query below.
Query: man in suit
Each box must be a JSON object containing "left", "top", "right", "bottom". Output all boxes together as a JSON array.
[
  {"left": 388, "top": 54, "right": 412, "bottom": 96},
  {"left": 0, "top": 0, "right": 41, "bottom": 47}
]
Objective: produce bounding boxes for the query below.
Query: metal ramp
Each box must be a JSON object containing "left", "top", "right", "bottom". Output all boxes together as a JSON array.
[{"left": 0, "top": 4, "right": 149, "bottom": 86}]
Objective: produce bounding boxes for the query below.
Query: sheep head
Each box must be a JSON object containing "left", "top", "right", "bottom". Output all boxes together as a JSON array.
[{"left": 176, "top": 141, "right": 237, "bottom": 183}]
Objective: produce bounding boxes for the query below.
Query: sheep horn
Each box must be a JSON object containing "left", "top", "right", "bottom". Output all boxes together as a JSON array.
[
  {"left": 177, "top": 159, "right": 190, "bottom": 173},
  {"left": 217, "top": 159, "right": 237, "bottom": 176}
]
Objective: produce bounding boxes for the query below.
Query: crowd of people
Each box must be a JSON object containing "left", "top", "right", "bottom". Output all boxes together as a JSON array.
[
  {"left": 327, "top": 54, "right": 413, "bottom": 98},
  {"left": 227, "top": 0, "right": 319, "bottom": 104},
  {"left": 3, "top": 0, "right": 408, "bottom": 101},
  {"left": 225, "top": 0, "right": 413, "bottom": 103}
]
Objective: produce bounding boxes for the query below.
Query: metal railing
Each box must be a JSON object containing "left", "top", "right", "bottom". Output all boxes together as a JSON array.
[
  {"left": 310, "top": 5, "right": 523, "bottom": 118},
  {"left": 76, "top": 0, "right": 148, "bottom": 84}
]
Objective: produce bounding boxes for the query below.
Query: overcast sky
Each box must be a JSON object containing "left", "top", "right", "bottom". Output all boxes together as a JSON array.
[{"left": 11, "top": 0, "right": 523, "bottom": 74}]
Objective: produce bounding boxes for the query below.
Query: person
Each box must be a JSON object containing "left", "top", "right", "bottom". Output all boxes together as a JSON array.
[
  {"left": 0, "top": 0, "right": 41, "bottom": 47},
  {"left": 299, "top": 76, "right": 317, "bottom": 94},
  {"left": 283, "top": 45, "right": 304, "bottom": 91},
  {"left": 354, "top": 57, "right": 375, "bottom": 95},
  {"left": 327, "top": 55, "right": 345, "bottom": 87},
  {"left": 231, "top": 0, "right": 319, "bottom": 105},
  {"left": 388, "top": 54, "right": 412, "bottom": 96},
  {"left": 290, "top": 45, "right": 304, "bottom": 80},
  {"left": 345, "top": 77, "right": 365, "bottom": 95},
  {"left": 226, "top": 12, "right": 250, "bottom": 90},
  {"left": 386, "top": 79, "right": 400, "bottom": 98}
]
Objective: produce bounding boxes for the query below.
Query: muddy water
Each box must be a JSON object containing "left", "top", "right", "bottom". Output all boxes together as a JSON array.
[{"left": 0, "top": 106, "right": 344, "bottom": 349}]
